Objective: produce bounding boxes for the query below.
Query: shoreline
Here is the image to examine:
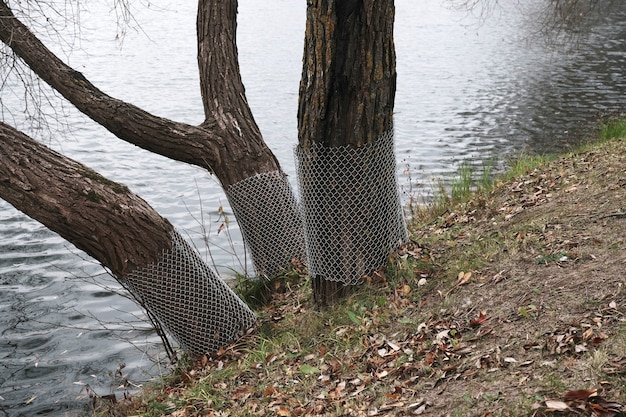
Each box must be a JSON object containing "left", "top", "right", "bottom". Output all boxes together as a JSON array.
[{"left": 95, "top": 120, "right": 626, "bottom": 417}]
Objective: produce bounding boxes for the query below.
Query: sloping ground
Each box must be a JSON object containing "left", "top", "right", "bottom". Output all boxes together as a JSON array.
[
  {"left": 100, "top": 137, "right": 626, "bottom": 417},
  {"left": 409, "top": 137, "right": 626, "bottom": 415}
]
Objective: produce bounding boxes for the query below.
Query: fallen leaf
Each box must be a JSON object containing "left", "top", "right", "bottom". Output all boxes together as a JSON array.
[
  {"left": 276, "top": 406, "right": 290, "bottom": 416},
  {"left": 458, "top": 271, "right": 472, "bottom": 285},
  {"left": 563, "top": 388, "right": 597, "bottom": 401},
  {"left": 349, "top": 378, "right": 362, "bottom": 386},
  {"left": 347, "top": 311, "right": 360, "bottom": 325},
  {"left": 470, "top": 311, "right": 487, "bottom": 327},
  {"left": 299, "top": 364, "right": 320, "bottom": 375},
  {"left": 387, "top": 340, "right": 400, "bottom": 351},
  {"left": 231, "top": 386, "right": 252, "bottom": 401},
  {"left": 575, "top": 344, "right": 588, "bottom": 353},
  {"left": 425, "top": 351, "right": 437, "bottom": 365},
  {"left": 318, "top": 344, "right": 327, "bottom": 356},
  {"left": 376, "top": 370, "right": 389, "bottom": 379},
  {"left": 544, "top": 400, "right": 570, "bottom": 411},
  {"left": 435, "top": 329, "right": 450, "bottom": 341},
  {"left": 589, "top": 332, "right": 608, "bottom": 345}
]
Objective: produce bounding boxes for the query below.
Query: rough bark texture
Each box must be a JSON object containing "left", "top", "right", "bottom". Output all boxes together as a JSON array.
[
  {"left": 297, "top": 0, "right": 397, "bottom": 306},
  {"left": 0, "top": 122, "right": 257, "bottom": 355},
  {"left": 298, "top": 0, "right": 396, "bottom": 148},
  {"left": 194, "top": 0, "right": 306, "bottom": 277},
  {"left": 195, "top": 0, "right": 282, "bottom": 182},
  {"left": 0, "top": 0, "right": 278, "bottom": 187},
  {"left": 0, "top": 122, "right": 173, "bottom": 277},
  {"left": 0, "top": 0, "right": 306, "bottom": 278}
]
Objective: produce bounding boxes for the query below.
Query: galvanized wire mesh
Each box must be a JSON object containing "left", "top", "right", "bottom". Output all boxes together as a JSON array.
[
  {"left": 295, "top": 128, "right": 408, "bottom": 285},
  {"left": 225, "top": 171, "right": 306, "bottom": 279},
  {"left": 120, "top": 229, "right": 256, "bottom": 355}
]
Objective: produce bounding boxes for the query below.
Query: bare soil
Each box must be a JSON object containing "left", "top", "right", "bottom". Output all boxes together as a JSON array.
[
  {"left": 410, "top": 138, "right": 626, "bottom": 415},
  {"left": 103, "top": 138, "right": 626, "bottom": 417}
]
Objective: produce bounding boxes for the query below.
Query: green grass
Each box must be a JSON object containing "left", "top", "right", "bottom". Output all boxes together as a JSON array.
[
  {"left": 501, "top": 153, "right": 555, "bottom": 182},
  {"left": 410, "top": 151, "right": 556, "bottom": 228},
  {"left": 98, "top": 117, "right": 626, "bottom": 417},
  {"left": 410, "top": 159, "right": 497, "bottom": 224},
  {"left": 600, "top": 116, "right": 626, "bottom": 141}
]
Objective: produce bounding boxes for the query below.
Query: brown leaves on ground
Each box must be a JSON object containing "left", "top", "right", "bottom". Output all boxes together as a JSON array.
[
  {"left": 155, "top": 284, "right": 502, "bottom": 416},
  {"left": 533, "top": 388, "right": 625, "bottom": 416},
  {"left": 408, "top": 138, "right": 626, "bottom": 415},
  {"left": 116, "top": 139, "right": 626, "bottom": 417}
]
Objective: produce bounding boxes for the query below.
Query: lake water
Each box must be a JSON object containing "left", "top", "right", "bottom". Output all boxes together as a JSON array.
[{"left": 1, "top": 1, "right": 625, "bottom": 415}]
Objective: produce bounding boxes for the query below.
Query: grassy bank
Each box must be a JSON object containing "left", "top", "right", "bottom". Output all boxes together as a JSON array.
[{"left": 97, "top": 118, "right": 626, "bottom": 417}]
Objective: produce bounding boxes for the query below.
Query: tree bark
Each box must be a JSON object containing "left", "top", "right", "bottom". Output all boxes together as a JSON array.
[
  {"left": 297, "top": 0, "right": 398, "bottom": 306},
  {"left": 195, "top": 0, "right": 306, "bottom": 278},
  {"left": 298, "top": 0, "right": 396, "bottom": 148},
  {"left": 0, "top": 0, "right": 306, "bottom": 278},
  {"left": 0, "top": 122, "right": 173, "bottom": 276},
  {"left": 0, "top": 1, "right": 276, "bottom": 188},
  {"left": 0, "top": 122, "right": 256, "bottom": 355}
]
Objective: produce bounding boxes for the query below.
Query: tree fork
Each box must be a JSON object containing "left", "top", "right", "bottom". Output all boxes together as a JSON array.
[
  {"left": 0, "top": 0, "right": 275, "bottom": 187},
  {"left": 0, "top": 0, "right": 306, "bottom": 278}
]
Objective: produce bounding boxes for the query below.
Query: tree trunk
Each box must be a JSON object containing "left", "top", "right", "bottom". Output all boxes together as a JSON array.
[
  {"left": 195, "top": 0, "right": 306, "bottom": 278},
  {"left": 297, "top": 0, "right": 405, "bottom": 306},
  {"left": 0, "top": 122, "right": 256, "bottom": 355},
  {"left": 298, "top": 0, "right": 396, "bottom": 146},
  {"left": 0, "top": 0, "right": 305, "bottom": 278}
]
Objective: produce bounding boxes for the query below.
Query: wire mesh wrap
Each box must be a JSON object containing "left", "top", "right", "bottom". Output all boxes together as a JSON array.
[
  {"left": 225, "top": 171, "right": 306, "bottom": 279},
  {"left": 294, "top": 128, "right": 408, "bottom": 285},
  {"left": 120, "top": 229, "right": 256, "bottom": 355}
]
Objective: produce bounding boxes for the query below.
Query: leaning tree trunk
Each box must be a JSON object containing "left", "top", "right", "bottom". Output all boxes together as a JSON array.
[
  {"left": 0, "top": 0, "right": 305, "bottom": 279},
  {"left": 0, "top": 122, "right": 256, "bottom": 356},
  {"left": 296, "top": 0, "right": 407, "bottom": 306},
  {"left": 195, "top": 0, "right": 306, "bottom": 279}
]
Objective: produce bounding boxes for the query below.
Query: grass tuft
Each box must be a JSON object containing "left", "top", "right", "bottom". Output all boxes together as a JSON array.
[{"left": 600, "top": 115, "right": 626, "bottom": 141}]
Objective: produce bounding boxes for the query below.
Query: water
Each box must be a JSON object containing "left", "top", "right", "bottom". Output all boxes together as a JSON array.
[{"left": 1, "top": 1, "right": 625, "bottom": 415}]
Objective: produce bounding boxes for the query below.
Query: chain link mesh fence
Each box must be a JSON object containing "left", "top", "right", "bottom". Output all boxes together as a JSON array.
[
  {"left": 120, "top": 229, "right": 256, "bottom": 355},
  {"left": 295, "top": 128, "right": 408, "bottom": 285},
  {"left": 225, "top": 171, "right": 306, "bottom": 279},
  {"left": 116, "top": 129, "right": 405, "bottom": 353}
]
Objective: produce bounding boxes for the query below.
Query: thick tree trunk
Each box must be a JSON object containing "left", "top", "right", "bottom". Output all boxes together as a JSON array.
[
  {"left": 0, "top": 0, "right": 306, "bottom": 278},
  {"left": 0, "top": 124, "right": 173, "bottom": 277},
  {"left": 0, "top": 122, "right": 256, "bottom": 355},
  {"left": 297, "top": 0, "right": 401, "bottom": 306},
  {"left": 195, "top": 0, "right": 306, "bottom": 278},
  {"left": 298, "top": 0, "right": 396, "bottom": 147}
]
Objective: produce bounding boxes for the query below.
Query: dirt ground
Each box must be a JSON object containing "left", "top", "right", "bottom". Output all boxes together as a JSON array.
[
  {"left": 103, "top": 138, "right": 626, "bottom": 417},
  {"left": 410, "top": 138, "right": 626, "bottom": 415}
]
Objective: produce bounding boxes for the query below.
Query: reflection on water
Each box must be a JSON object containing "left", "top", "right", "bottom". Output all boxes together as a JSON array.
[{"left": 1, "top": 0, "right": 626, "bottom": 415}]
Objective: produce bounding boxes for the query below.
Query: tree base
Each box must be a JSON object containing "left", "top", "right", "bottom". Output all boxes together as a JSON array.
[{"left": 312, "top": 276, "right": 354, "bottom": 308}]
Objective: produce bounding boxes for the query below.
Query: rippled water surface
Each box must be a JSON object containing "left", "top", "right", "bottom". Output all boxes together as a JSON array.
[{"left": 1, "top": 0, "right": 625, "bottom": 415}]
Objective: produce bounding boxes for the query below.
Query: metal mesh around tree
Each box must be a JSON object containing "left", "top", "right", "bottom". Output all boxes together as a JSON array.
[
  {"left": 120, "top": 229, "right": 256, "bottom": 356},
  {"left": 225, "top": 171, "right": 306, "bottom": 279},
  {"left": 294, "top": 128, "right": 408, "bottom": 285}
]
